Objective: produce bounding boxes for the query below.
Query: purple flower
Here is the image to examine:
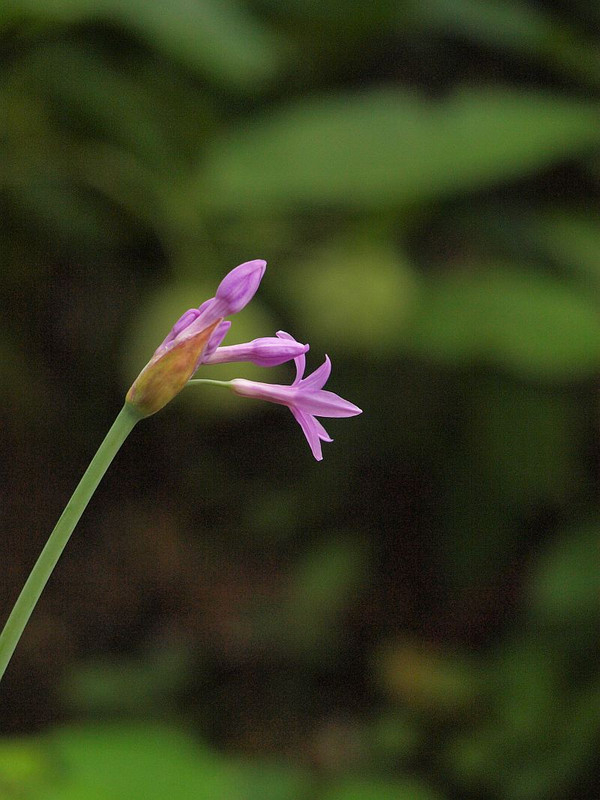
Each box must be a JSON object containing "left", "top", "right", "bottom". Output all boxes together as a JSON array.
[
  {"left": 126, "top": 260, "right": 362, "bottom": 462},
  {"left": 126, "top": 259, "right": 267, "bottom": 417},
  {"left": 230, "top": 332, "right": 362, "bottom": 460}
]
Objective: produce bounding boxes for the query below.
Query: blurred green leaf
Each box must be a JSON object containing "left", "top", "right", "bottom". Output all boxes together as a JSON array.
[
  {"left": 528, "top": 522, "right": 600, "bottom": 627},
  {"left": 406, "top": 266, "right": 600, "bottom": 379},
  {"left": 406, "top": 0, "right": 600, "bottom": 87},
  {"left": 449, "top": 677, "right": 600, "bottom": 800},
  {"left": 493, "top": 640, "right": 559, "bottom": 739},
  {"left": 34, "top": 724, "right": 235, "bottom": 800},
  {"left": 14, "top": 43, "right": 189, "bottom": 169},
  {"left": 407, "top": 0, "right": 556, "bottom": 46},
  {"left": 6, "top": 0, "right": 283, "bottom": 88},
  {"left": 529, "top": 210, "right": 600, "bottom": 287},
  {"left": 6, "top": 723, "right": 312, "bottom": 800},
  {"left": 0, "top": 738, "right": 51, "bottom": 798},
  {"left": 232, "top": 759, "right": 311, "bottom": 800},
  {"left": 61, "top": 647, "right": 194, "bottom": 715},
  {"left": 197, "top": 88, "right": 600, "bottom": 210}
]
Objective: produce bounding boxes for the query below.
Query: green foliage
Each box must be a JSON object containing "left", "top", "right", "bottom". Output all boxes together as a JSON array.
[
  {"left": 198, "top": 88, "right": 600, "bottom": 210},
  {"left": 6, "top": 0, "right": 284, "bottom": 88},
  {"left": 407, "top": 267, "right": 600, "bottom": 378},
  {"left": 1, "top": 0, "right": 600, "bottom": 799},
  {"left": 0, "top": 723, "right": 310, "bottom": 800}
]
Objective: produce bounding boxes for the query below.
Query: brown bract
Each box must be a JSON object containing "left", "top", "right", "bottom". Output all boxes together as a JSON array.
[{"left": 125, "top": 320, "right": 221, "bottom": 417}]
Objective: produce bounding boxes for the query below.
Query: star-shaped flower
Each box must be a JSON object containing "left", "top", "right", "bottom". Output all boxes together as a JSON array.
[{"left": 230, "top": 332, "right": 362, "bottom": 460}]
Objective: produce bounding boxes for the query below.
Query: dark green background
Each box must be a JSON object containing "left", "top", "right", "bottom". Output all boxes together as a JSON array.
[{"left": 1, "top": 1, "right": 599, "bottom": 798}]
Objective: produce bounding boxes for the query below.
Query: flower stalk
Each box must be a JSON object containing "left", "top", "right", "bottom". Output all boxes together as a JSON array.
[{"left": 0, "top": 404, "right": 141, "bottom": 681}]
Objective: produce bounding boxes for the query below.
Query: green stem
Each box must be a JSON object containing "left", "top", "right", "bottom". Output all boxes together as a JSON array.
[
  {"left": 0, "top": 403, "right": 142, "bottom": 682},
  {"left": 187, "top": 378, "right": 232, "bottom": 389}
]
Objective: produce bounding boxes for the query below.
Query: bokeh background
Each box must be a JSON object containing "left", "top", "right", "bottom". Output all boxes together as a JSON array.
[{"left": 1, "top": 1, "right": 600, "bottom": 798}]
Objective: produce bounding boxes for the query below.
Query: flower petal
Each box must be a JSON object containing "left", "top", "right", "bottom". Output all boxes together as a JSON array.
[
  {"left": 230, "top": 378, "right": 297, "bottom": 407},
  {"left": 295, "top": 389, "right": 362, "bottom": 418},
  {"left": 299, "top": 355, "right": 331, "bottom": 391},
  {"left": 311, "top": 417, "right": 333, "bottom": 442},
  {"left": 203, "top": 320, "right": 231, "bottom": 358},
  {"left": 160, "top": 308, "right": 201, "bottom": 349},
  {"left": 277, "top": 330, "right": 305, "bottom": 384},
  {"left": 290, "top": 407, "right": 324, "bottom": 461}
]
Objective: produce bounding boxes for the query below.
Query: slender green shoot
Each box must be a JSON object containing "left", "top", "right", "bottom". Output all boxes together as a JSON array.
[{"left": 0, "top": 404, "right": 141, "bottom": 682}]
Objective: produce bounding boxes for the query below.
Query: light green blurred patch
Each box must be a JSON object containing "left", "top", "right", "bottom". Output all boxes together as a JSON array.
[
  {"left": 197, "top": 88, "right": 600, "bottom": 211},
  {"left": 39, "top": 723, "right": 234, "bottom": 800},
  {"left": 406, "top": 266, "right": 600, "bottom": 379},
  {"left": 7, "top": 722, "right": 312, "bottom": 800},
  {"left": 283, "top": 239, "right": 418, "bottom": 356},
  {"left": 0, "top": 738, "right": 52, "bottom": 799}
]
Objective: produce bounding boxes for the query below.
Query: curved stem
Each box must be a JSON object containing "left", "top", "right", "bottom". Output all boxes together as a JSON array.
[
  {"left": 187, "top": 378, "right": 232, "bottom": 389},
  {"left": 0, "top": 403, "right": 142, "bottom": 682}
]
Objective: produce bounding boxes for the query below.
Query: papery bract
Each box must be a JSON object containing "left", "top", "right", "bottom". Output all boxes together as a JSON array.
[{"left": 126, "top": 320, "right": 221, "bottom": 417}]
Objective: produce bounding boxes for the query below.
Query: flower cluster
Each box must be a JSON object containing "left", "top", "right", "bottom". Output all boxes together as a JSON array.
[{"left": 126, "top": 260, "right": 362, "bottom": 460}]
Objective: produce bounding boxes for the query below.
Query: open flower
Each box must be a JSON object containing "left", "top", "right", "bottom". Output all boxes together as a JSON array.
[{"left": 230, "top": 332, "right": 362, "bottom": 460}]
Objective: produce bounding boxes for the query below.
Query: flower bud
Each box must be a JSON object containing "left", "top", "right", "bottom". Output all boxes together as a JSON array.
[
  {"left": 203, "top": 336, "right": 309, "bottom": 367},
  {"left": 215, "top": 260, "right": 266, "bottom": 314}
]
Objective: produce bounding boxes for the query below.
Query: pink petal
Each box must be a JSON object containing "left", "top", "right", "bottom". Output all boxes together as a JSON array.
[
  {"left": 299, "top": 355, "right": 331, "bottom": 391},
  {"left": 203, "top": 320, "right": 231, "bottom": 358},
  {"left": 296, "top": 389, "right": 362, "bottom": 418},
  {"left": 290, "top": 407, "right": 323, "bottom": 461},
  {"left": 277, "top": 330, "right": 305, "bottom": 385}
]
